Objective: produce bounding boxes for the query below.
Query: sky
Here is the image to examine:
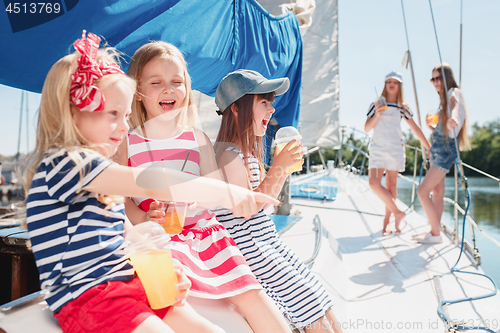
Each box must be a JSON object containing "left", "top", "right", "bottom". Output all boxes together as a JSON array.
[{"left": 1, "top": 0, "right": 499, "bottom": 156}]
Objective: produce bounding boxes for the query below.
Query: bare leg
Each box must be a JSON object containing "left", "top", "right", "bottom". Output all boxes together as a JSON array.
[
  {"left": 228, "top": 289, "right": 290, "bottom": 333},
  {"left": 383, "top": 206, "right": 391, "bottom": 234},
  {"left": 368, "top": 168, "right": 405, "bottom": 233},
  {"left": 385, "top": 170, "right": 400, "bottom": 232},
  {"left": 303, "top": 308, "right": 344, "bottom": 333},
  {"left": 417, "top": 166, "right": 447, "bottom": 236},
  {"left": 163, "top": 303, "right": 223, "bottom": 333},
  {"left": 304, "top": 316, "right": 334, "bottom": 333},
  {"left": 132, "top": 315, "right": 175, "bottom": 333},
  {"left": 432, "top": 176, "right": 445, "bottom": 222},
  {"left": 325, "top": 308, "right": 344, "bottom": 333}
]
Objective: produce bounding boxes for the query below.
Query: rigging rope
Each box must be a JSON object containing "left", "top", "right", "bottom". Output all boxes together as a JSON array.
[{"left": 400, "top": 0, "right": 427, "bottom": 165}]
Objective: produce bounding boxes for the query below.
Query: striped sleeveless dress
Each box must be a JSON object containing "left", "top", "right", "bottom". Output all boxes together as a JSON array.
[
  {"left": 127, "top": 129, "right": 261, "bottom": 299},
  {"left": 213, "top": 147, "right": 333, "bottom": 328}
]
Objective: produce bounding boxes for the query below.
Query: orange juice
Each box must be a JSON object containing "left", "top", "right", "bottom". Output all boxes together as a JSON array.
[
  {"left": 276, "top": 142, "right": 302, "bottom": 173},
  {"left": 427, "top": 114, "right": 439, "bottom": 127},
  {"left": 377, "top": 96, "right": 387, "bottom": 111},
  {"left": 162, "top": 210, "right": 185, "bottom": 234},
  {"left": 131, "top": 249, "right": 179, "bottom": 309}
]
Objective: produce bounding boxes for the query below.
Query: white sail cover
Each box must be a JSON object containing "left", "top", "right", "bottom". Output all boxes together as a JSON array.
[{"left": 196, "top": 0, "right": 340, "bottom": 148}]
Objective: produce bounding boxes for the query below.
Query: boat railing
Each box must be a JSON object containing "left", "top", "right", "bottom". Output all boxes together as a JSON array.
[
  {"left": 302, "top": 215, "right": 323, "bottom": 269},
  {"left": 335, "top": 126, "right": 500, "bottom": 266}
]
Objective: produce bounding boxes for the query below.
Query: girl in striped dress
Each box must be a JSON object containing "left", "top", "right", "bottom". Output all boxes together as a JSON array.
[
  {"left": 115, "top": 41, "right": 290, "bottom": 333},
  {"left": 213, "top": 69, "right": 344, "bottom": 332},
  {"left": 24, "top": 31, "right": 278, "bottom": 333}
]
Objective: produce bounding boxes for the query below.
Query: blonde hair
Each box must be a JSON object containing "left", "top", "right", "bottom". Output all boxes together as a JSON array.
[
  {"left": 24, "top": 46, "right": 136, "bottom": 206},
  {"left": 432, "top": 63, "right": 470, "bottom": 150},
  {"left": 127, "top": 41, "right": 197, "bottom": 132},
  {"left": 381, "top": 80, "right": 408, "bottom": 108}
]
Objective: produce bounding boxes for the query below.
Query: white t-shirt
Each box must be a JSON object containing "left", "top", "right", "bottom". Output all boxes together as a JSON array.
[{"left": 441, "top": 88, "right": 466, "bottom": 138}]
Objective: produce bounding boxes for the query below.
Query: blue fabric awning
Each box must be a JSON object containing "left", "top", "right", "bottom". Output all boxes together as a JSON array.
[{"left": 0, "top": 0, "right": 303, "bottom": 129}]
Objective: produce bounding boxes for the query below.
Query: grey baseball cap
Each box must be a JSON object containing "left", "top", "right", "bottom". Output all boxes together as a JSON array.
[{"left": 215, "top": 69, "right": 290, "bottom": 115}]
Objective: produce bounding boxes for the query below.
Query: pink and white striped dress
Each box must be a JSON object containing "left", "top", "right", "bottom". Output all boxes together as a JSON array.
[{"left": 127, "top": 129, "right": 261, "bottom": 299}]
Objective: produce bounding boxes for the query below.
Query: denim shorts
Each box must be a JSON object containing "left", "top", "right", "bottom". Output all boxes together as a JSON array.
[{"left": 429, "top": 134, "right": 458, "bottom": 173}]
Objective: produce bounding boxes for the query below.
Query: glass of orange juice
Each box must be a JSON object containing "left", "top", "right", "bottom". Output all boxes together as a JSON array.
[
  {"left": 275, "top": 126, "right": 303, "bottom": 173},
  {"left": 128, "top": 234, "right": 180, "bottom": 309},
  {"left": 377, "top": 96, "right": 387, "bottom": 111},
  {"left": 427, "top": 113, "right": 439, "bottom": 128},
  {"left": 159, "top": 202, "right": 187, "bottom": 234}
]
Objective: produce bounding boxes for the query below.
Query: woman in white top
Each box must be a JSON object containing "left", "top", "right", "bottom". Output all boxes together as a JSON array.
[
  {"left": 365, "top": 71, "right": 430, "bottom": 234},
  {"left": 415, "top": 63, "right": 470, "bottom": 244}
]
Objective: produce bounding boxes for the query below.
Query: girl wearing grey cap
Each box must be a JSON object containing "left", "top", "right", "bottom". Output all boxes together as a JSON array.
[
  {"left": 213, "top": 69, "right": 344, "bottom": 333},
  {"left": 364, "top": 71, "right": 430, "bottom": 234}
]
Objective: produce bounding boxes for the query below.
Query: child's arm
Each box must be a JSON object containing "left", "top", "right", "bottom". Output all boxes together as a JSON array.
[
  {"left": 194, "top": 129, "right": 223, "bottom": 181},
  {"left": 113, "top": 138, "right": 159, "bottom": 224},
  {"left": 83, "top": 164, "right": 278, "bottom": 218},
  {"left": 406, "top": 118, "right": 431, "bottom": 154},
  {"left": 364, "top": 101, "right": 383, "bottom": 132},
  {"left": 125, "top": 198, "right": 166, "bottom": 225},
  {"left": 259, "top": 140, "right": 302, "bottom": 199},
  {"left": 218, "top": 140, "right": 302, "bottom": 211}
]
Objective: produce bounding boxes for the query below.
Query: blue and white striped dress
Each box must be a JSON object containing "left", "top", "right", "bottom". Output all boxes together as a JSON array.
[
  {"left": 26, "top": 148, "right": 134, "bottom": 313},
  {"left": 213, "top": 147, "right": 333, "bottom": 328}
]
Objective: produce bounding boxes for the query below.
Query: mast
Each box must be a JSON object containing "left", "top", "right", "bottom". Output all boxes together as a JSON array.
[
  {"left": 400, "top": 0, "right": 426, "bottom": 162},
  {"left": 16, "top": 91, "right": 24, "bottom": 160},
  {"left": 459, "top": 0, "right": 463, "bottom": 87}
]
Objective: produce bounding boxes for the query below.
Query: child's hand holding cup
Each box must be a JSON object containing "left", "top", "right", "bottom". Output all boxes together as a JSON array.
[
  {"left": 274, "top": 126, "right": 303, "bottom": 173},
  {"left": 158, "top": 201, "right": 187, "bottom": 235},
  {"left": 126, "top": 222, "right": 180, "bottom": 309}
]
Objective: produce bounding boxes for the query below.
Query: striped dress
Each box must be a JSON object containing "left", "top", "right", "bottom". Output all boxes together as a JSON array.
[
  {"left": 213, "top": 147, "right": 334, "bottom": 328},
  {"left": 127, "top": 129, "right": 261, "bottom": 299}
]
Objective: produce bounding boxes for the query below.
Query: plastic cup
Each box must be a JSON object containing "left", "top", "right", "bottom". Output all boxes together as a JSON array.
[
  {"left": 427, "top": 113, "right": 439, "bottom": 128},
  {"left": 275, "top": 126, "right": 303, "bottom": 173},
  {"left": 158, "top": 202, "right": 187, "bottom": 234},
  {"left": 377, "top": 96, "right": 387, "bottom": 111},
  {"left": 126, "top": 223, "right": 180, "bottom": 309}
]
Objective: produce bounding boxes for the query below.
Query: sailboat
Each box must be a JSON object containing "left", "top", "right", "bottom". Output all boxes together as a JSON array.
[{"left": 1, "top": 0, "right": 499, "bottom": 332}]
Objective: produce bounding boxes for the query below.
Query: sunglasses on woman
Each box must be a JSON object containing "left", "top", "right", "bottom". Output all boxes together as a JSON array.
[{"left": 430, "top": 76, "right": 442, "bottom": 83}]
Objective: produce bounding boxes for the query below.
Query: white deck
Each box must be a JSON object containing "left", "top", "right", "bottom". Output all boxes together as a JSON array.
[
  {"left": 1, "top": 168, "right": 499, "bottom": 333},
  {"left": 281, "top": 169, "right": 500, "bottom": 332}
]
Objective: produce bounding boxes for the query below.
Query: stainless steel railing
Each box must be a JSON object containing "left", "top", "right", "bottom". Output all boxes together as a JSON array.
[{"left": 335, "top": 126, "right": 500, "bottom": 266}]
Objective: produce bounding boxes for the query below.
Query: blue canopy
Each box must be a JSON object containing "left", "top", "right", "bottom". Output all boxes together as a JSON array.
[{"left": 0, "top": 0, "right": 303, "bottom": 129}]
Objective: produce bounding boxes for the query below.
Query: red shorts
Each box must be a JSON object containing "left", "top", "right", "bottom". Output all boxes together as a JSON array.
[{"left": 54, "top": 277, "right": 170, "bottom": 333}]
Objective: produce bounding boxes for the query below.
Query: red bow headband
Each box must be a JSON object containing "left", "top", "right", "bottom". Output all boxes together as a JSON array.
[{"left": 70, "top": 30, "right": 124, "bottom": 112}]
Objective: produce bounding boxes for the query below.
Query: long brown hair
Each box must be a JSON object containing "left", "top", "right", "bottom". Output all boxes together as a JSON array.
[
  {"left": 127, "top": 41, "right": 197, "bottom": 132},
  {"left": 432, "top": 63, "right": 470, "bottom": 150},
  {"left": 381, "top": 81, "right": 408, "bottom": 108},
  {"left": 215, "top": 92, "right": 275, "bottom": 181}
]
